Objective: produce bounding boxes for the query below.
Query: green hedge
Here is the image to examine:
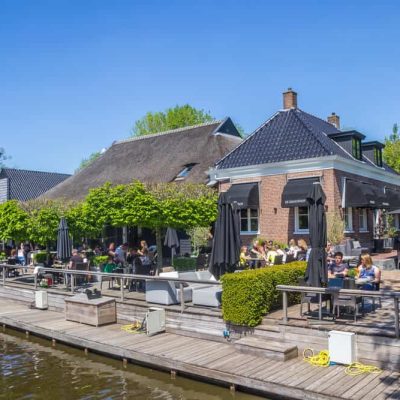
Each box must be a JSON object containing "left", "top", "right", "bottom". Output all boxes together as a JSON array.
[
  {"left": 172, "top": 256, "right": 197, "bottom": 271},
  {"left": 221, "top": 261, "right": 307, "bottom": 327},
  {"left": 33, "top": 252, "right": 47, "bottom": 264}
]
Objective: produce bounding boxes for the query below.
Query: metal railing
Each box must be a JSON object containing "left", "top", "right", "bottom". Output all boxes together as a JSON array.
[
  {"left": 276, "top": 284, "right": 400, "bottom": 338},
  {"left": 0, "top": 263, "right": 221, "bottom": 313}
]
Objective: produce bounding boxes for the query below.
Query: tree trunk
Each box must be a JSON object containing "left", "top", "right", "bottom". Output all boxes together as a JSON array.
[{"left": 155, "top": 227, "right": 163, "bottom": 275}]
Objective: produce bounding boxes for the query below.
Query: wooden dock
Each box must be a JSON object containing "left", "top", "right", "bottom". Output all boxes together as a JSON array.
[{"left": 0, "top": 299, "right": 399, "bottom": 399}]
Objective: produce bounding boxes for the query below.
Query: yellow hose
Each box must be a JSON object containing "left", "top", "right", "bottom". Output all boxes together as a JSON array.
[
  {"left": 303, "top": 348, "right": 330, "bottom": 367},
  {"left": 121, "top": 320, "right": 143, "bottom": 334},
  {"left": 303, "top": 348, "right": 382, "bottom": 375}
]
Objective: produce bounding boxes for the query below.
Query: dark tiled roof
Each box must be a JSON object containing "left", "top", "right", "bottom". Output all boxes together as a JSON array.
[
  {"left": 217, "top": 108, "right": 355, "bottom": 170},
  {"left": 0, "top": 168, "right": 71, "bottom": 201},
  {"left": 43, "top": 118, "right": 242, "bottom": 201}
]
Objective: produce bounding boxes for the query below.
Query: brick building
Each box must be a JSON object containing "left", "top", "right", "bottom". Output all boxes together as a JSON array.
[{"left": 208, "top": 89, "right": 400, "bottom": 247}]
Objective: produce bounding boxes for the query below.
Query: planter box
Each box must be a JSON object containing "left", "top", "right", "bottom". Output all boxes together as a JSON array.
[{"left": 65, "top": 295, "right": 116, "bottom": 327}]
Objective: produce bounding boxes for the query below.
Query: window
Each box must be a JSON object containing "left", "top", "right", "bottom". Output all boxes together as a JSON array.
[
  {"left": 395, "top": 214, "right": 400, "bottom": 231},
  {"left": 240, "top": 208, "right": 259, "bottom": 234},
  {"left": 344, "top": 207, "right": 353, "bottom": 232},
  {"left": 352, "top": 138, "right": 362, "bottom": 160},
  {"left": 294, "top": 206, "right": 309, "bottom": 233},
  {"left": 358, "top": 209, "right": 368, "bottom": 232},
  {"left": 174, "top": 164, "right": 195, "bottom": 180},
  {"left": 374, "top": 148, "right": 382, "bottom": 167}
]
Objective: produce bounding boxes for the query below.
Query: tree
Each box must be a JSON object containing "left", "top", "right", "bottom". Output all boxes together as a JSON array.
[
  {"left": 383, "top": 123, "right": 400, "bottom": 173},
  {"left": 0, "top": 147, "right": 9, "bottom": 168},
  {"left": 132, "top": 104, "right": 215, "bottom": 136},
  {"left": 0, "top": 200, "right": 29, "bottom": 242},
  {"left": 76, "top": 151, "right": 101, "bottom": 173}
]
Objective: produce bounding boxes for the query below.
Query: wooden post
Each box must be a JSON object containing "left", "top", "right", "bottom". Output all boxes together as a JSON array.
[
  {"left": 230, "top": 384, "right": 236, "bottom": 393},
  {"left": 122, "top": 358, "right": 127, "bottom": 367},
  {"left": 179, "top": 282, "right": 184, "bottom": 314},
  {"left": 394, "top": 297, "right": 399, "bottom": 339},
  {"left": 84, "top": 348, "right": 88, "bottom": 355},
  {"left": 282, "top": 291, "right": 288, "bottom": 323},
  {"left": 120, "top": 281, "right": 124, "bottom": 302},
  {"left": 171, "top": 370, "right": 176, "bottom": 379},
  {"left": 2, "top": 324, "right": 5, "bottom": 332},
  {"left": 25, "top": 331, "right": 29, "bottom": 338},
  {"left": 52, "top": 339, "right": 56, "bottom": 347}
]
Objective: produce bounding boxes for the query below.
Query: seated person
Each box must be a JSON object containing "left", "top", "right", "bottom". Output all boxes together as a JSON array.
[
  {"left": 356, "top": 254, "right": 381, "bottom": 290},
  {"left": 250, "top": 239, "right": 266, "bottom": 260},
  {"left": 103, "top": 255, "right": 117, "bottom": 273},
  {"left": 69, "top": 249, "right": 83, "bottom": 270},
  {"left": 239, "top": 246, "right": 251, "bottom": 269},
  {"left": 328, "top": 251, "right": 348, "bottom": 278},
  {"left": 326, "top": 241, "right": 335, "bottom": 263}
]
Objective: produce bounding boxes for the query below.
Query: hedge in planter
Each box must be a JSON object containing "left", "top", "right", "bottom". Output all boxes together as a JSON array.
[
  {"left": 172, "top": 257, "right": 197, "bottom": 271},
  {"left": 221, "top": 261, "right": 307, "bottom": 327}
]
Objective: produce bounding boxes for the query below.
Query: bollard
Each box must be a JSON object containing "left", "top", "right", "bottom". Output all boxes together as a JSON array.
[
  {"left": 52, "top": 339, "right": 56, "bottom": 347},
  {"left": 84, "top": 348, "right": 88, "bottom": 355},
  {"left": 171, "top": 370, "right": 176, "bottom": 380},
  {"left": 122, "top": 358, "right": 127, "bottom": 367}
]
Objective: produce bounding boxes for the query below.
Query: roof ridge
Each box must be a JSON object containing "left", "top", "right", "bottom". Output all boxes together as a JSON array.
[
  {"left": 115, "top": 120, "right": 222, "bottom": 145},
  {"left": 216, "top": 111, "right": 281, "bottom": 167},
  {"left": 0, "top": 167, "right": 70, "bottom": 176}
]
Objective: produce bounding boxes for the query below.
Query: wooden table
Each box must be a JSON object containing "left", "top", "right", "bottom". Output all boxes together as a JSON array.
[{"left": 65, "top": 295, "right": 116, "bottom": 327}]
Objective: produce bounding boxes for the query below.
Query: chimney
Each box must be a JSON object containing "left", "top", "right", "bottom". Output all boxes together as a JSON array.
[
  {"left": 327, "top": 112, "right": 340, "bottom": 129},
  {"left": 283, "top": 88, "right": 297, "bottom": 109}
]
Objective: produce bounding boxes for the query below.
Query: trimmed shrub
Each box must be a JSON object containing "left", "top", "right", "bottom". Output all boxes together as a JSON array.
[
  {"left": 93, "top": 255, "right": 109, "bottom": 266},
  {"left": 172, "top": 256, "right": 197, "bottom": 271},
  {"left": 221, "top": 261, "right": 307, "bottom": 327}
]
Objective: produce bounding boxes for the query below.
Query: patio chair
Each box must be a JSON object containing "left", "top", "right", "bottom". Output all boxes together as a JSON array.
[
  {"left": 332, "top": 278, "right": 363, "bottom": 321},
  {"left": 99, "top": 264, "right": 115, "bottom": 290},
  {"left": 74, "top": 262, "right": 89, "bottom": 286},
  {"left": 298, "top": 278, "right": 330, "bottom": 317}
]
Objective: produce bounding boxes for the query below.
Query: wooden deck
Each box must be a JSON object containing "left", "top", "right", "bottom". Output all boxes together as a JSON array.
[{"left": 0, "top": 298, "right": 399, "bottom": 399}]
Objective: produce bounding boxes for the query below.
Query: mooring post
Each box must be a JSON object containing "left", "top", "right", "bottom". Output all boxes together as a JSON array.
[
  {"left": 2, "top": 324, "right": 5, "bottom": 332},
  {"left": 179, "top": 282, "right": 184, "bottom": 314},
  {"left": 230, "top": 384, "right": 236, "bottom": 393},
  {"left": 171, "top": 370, "right": 176, "bottom": 379},
  {"left": 282, "top": 291, "right": 288, "bottom": 323},
  {"left": 84, "top": 348, "right": 88, "bottom": 355},
  {"left": 394, "top": 297, "right": 399, "bottom": 339},
  {"left": 52, "top": 339, "right": 56, "bottom": 347},
  {"left": 25, "top": 331, "right": 29, "bottom": 338},
  {"left": 122, "top": 358, "right": 127, "bottom": 367}
]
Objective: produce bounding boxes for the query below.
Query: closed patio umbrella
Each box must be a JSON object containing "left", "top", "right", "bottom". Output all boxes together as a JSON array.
[
  {"left": 208, "top": 192, "right": 241, "bottom": 280},
  {"left": 304, "top": 183, "right": 328, "bottom": 287},
  {"left": 57, "top": 217, "right": 72, "bottom": 261},
  {"left": 164, "top": 227, "right": 180, "bottom": 264}
]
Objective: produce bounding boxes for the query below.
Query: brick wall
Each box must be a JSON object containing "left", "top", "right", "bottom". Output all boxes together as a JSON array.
[{"left": 220, "top": 167, "right": 399, "bottom": 248}]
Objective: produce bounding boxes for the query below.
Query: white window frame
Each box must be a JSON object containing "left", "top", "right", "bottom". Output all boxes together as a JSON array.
[
  {"left": 358, "top": 208, "right": 368, "bottom": 232},
  {"left": 344, "top": 207, "right": 354, "bottom": 233},
  {"left": 294, "top": 206, "right": 309, "bottom": 234},
  {"left": 240, "top": 208, "right": 259, "bottom": 235}
]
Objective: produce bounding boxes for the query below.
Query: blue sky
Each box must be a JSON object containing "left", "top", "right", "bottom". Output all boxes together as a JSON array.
[{"left": 1, "top": 0, "right": 399, "bottom": 174}]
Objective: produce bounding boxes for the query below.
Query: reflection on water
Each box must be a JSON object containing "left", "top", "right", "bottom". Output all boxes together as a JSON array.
[{"left": 0, "top": 331, "right": 265, "bottom": 400}]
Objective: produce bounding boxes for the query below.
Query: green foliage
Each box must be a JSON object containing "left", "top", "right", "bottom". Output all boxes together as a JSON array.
[
  {"left": 76, "top": 151, "right": 102, "bottom": 173},
  {"left": 33, "top": 252, "right": 47, "bottom": 264},
  {"left": 347, "top": 268, "right": 356, "bottom": 278},
  {"left": 383, "top": 123, "right": 400, "bottom": 173},
  {"left": 187, "top": 226, "right": 210, "bottom": 255},
  {"left": 172, "top": 256, "right": 197, "bottom": 271},
  {"left": 0, "top": 252, "right": 6, "bottom": 261},
  {"left": 326, "top": 211, "right": 345, "bottom": 245},
  {"left": 221, "top": 262, "right": 307, "bottom": 327},
  {"left": 0, "top": 200, "right": 29, "bottom": 242},
  {"left": 0, "top": 147, "right": 9, "bottom": 168},
  {"left": 93, "top": 255, "right": 109, "bottom": 266},
  {"left": 66, "top": 201, "right": 104, "bottom": 239},
  {"left": 132, "top": 104, "right": 215, "bottom": 136},
  {"left": 21, "top": 199, "right": 66, "bottom": 246}
]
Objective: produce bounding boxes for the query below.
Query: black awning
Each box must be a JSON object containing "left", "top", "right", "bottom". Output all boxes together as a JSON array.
[
  {"left": 344, "top": 180, "right": 384, "bottom": 208},
  {"left": 226, "top": 183, "right": 259, "bottom": 209},
  {"left": 385, "top": 188, "right": 400, "bottom": 209},
  {"left": 281, "top": 177, "right": 320, "bottom": 208}
]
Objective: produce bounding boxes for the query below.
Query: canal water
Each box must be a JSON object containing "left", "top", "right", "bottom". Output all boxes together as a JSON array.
[{"left": 0, "top": 330, "right": 266, "bottom": 400}]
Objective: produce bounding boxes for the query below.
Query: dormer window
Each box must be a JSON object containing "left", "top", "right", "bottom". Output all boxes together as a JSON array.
[
  {"left": 174, "top": 163, "right": 195, "bottom": 181},
  {"left": 352, "top": 137, "right": 362, "bottom": 160},
  {"left": 374, "top": 147, "right": 383, "bottom": 167}
]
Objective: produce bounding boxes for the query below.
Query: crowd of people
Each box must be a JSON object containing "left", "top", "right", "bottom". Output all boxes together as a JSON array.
[
  {"left": 239, "top": 238, "right": 310, "bottom": 267},
  {"left": 239, "top": 237, "right": 381, "bottom": 290}
]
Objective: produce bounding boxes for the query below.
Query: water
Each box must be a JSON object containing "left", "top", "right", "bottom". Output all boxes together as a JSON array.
[{"left": 0, "top": 330, "right": 266, "bottom": 400}]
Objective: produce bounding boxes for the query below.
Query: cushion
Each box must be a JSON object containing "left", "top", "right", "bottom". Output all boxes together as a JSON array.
[{"left": 159, "top": 271, "right": 179, "bottom": 279}]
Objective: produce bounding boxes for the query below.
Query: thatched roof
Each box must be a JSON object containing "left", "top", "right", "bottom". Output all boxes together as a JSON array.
[{"left": 43, "top": 118, "right": 242, "bottom": 201}]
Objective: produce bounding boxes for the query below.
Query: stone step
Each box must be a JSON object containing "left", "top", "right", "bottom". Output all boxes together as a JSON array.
[{"left": 234, "top": 336, "right": 298, "bottom": 361}]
